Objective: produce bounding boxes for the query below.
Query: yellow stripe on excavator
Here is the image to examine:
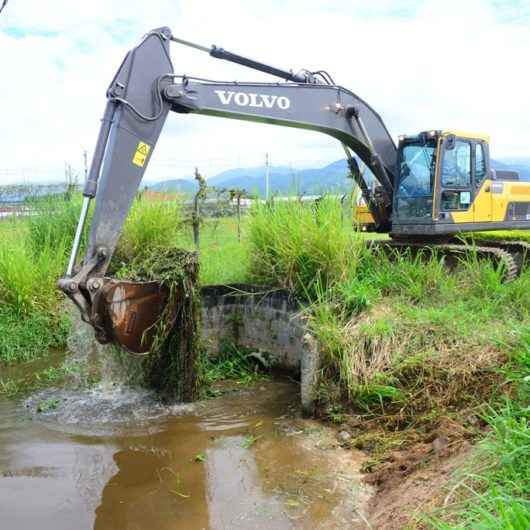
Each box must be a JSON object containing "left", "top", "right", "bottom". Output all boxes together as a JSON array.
[{"left": 442, "top": 129, "right": 490, "bottom": 143}]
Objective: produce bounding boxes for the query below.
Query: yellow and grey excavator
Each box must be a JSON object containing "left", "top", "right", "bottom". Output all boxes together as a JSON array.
[{"left": 59, "top": 27, "right": 530, "bottom": 353}]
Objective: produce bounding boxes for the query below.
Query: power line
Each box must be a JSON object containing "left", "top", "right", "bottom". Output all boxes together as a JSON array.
[{"left": 0, "top": 0, "right": 7, "bottom": 15}]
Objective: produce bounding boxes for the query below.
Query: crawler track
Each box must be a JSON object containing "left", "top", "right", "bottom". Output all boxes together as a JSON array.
[
  {"left": 473, "top": 239, "right": 530, "bottom": 273},
  {"left": 369, "top": 239, "right": 522, "bottom": 282}
]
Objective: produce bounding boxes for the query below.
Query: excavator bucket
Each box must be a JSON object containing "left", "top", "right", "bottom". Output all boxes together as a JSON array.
[{"left": 93, "top": 279, "right": 171, "bottom": 354}]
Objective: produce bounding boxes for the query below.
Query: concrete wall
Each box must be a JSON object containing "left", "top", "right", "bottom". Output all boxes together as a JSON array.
[{"left": 200, "top": 284, "right": 320, "bottom": 415}]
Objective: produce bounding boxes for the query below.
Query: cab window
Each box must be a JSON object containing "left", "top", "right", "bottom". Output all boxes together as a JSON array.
[
  {"left": 441, "top": 140, "right": 471, "bottom": 187},
  {"left": 475, "top": 143, "right": 486, "bottom": 185}
]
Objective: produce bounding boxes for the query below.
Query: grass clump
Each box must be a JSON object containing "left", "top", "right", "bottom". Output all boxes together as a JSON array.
[
  {"left": 248, "top": 197, "right": 365, "bottom": 298},
  {"left": 0, "top": 308, "right": 69, "bottom": 364},
  {"left": 0, "top": 200, "right": 73, "bottom": 364},
  {"left": 0, "top": 228, "right": 67, "bottom": 314},
  {"left": 202, "top": 342, "right": 269, "bottom": 386},
  {"left": 308, "top": 244, "right": 529, "bottom": 413},
  {"left": 114, "top": 198, "right": 183, "bottom": 264},
  {"left": 26, "top": 195, "right": 87, "bottom": 256}
]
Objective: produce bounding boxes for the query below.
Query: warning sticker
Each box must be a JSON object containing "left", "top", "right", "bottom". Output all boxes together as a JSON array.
[{"left": 132, "top": 141, "right": 151, "bottom": 168}]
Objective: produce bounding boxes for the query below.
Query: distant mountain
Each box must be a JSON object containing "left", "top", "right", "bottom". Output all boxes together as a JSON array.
[
  {"left": 147, "top": 179, "right": 198, "bottom": 194},
  {"left": 494, "top": 158, "right": 530, "bottom": 180},
  {"left": 207, "top": 166, "right": 293, "bottom": 187},
  {"left": 146, "top": 159, "right": 357, "bottom": 197},
  {"left": 147, "top": 156, "right": 530, "bottom": 196},
  {"left": 204, "top": 159, "right": 362, "bottom": 197}
]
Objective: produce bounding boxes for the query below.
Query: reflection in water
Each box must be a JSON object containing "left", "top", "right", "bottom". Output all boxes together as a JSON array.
[
  {"left": 206, "top": 436, "right": 293, "bottom": 529},
  {"left": 0, "top": 380, "right": 370, "bottom": 530}
]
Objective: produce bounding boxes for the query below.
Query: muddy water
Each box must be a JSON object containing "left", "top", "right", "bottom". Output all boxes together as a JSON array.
[{"left": 0, "top": 380, "right": 371, "bottom": 530}]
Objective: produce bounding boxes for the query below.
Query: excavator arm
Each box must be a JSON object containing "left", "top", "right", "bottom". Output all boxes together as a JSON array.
[{"left": 59, "top": 27, "right": 398, "bottom": 351}]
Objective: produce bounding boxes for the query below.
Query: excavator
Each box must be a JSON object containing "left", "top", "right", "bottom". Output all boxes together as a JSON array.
[{"left": 59, "top": 27, "right": 530, "bottom": 354}]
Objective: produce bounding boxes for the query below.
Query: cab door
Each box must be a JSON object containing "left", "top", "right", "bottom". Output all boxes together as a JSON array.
[
  {"left": 440, "top": 138, "right": 474, "bottom": 223},
  {"left": 472, "top": 142, "right": 493, "bottom": 223}
]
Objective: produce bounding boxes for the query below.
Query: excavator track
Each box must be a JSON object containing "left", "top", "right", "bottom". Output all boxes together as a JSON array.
[
  {"left": 471, "top": 240, "right": 530, "bottom": 274},
  {"left": 368, "top": 239, "right": 521, "bottom": 282}
]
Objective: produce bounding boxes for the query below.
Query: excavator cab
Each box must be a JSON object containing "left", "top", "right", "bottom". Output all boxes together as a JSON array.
[
  {"left": 358, "top": 128, "right": 530, "bottom": 239},
  {"left": 390, "top": 129, "right": 517, "bottom": 237}
]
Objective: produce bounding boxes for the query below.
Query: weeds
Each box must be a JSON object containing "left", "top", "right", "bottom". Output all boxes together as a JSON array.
[
  {"left": 0, "top": 308, "right": 69, "bottom": 363},
  {"left": 114, "top": 198, "right": 183, "bottom": 264},
  {"left": 248, "top": 197, "right": 366, "bottom": 298},
  {"left": 36, "top": 397, "right": 60, "bottom": 413},
  {"left": 202, "top": 342, "right": 270, "bottom": 387},
  {"left": 26, "top": 195, "right": 86, "bottom": 257},
  {"left": 429, "top": 358, "right": 530, "bottom": 528},
  {"left": 0, "top": 208, "right": 71, "bottom": 364}
]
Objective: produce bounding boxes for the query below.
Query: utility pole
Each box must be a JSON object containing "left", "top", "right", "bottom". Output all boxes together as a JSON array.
[
  {"left": 265, "top": 153, "right": 270, "bottom": 201},
  {"left": 83, "top": 150, "right": 88, "bottom": 183}
]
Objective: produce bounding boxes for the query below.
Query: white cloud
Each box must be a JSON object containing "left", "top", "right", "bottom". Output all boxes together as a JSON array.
[{"left": 0, "top": 0, "right": 529, "bottom": 184}]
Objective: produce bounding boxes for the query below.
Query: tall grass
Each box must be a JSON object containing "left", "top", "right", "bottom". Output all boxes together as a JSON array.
[
  {"left": 0, "top": 231, "right": 66, "bottom": 314},
  {"left": 248, "top": 197, "right": 366, "bottom": 298},
  {"left": 0, "top": 198, "right": 75, "bottom": 363},
  {"left": 26, "top": 195, "right": 86, "bottom": 256},
  {"left": 114, "top": 198, "right": 183, "bottom": 263}
]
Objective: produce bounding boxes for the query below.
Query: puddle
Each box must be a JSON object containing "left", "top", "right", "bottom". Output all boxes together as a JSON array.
[{"left": 0, "top": 380, "right": 371, "bottom": 529}]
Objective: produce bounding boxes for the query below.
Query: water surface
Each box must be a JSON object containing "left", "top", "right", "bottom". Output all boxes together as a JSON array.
[{"left": 0, "top": 380, "right": 370, "bottom": 529}]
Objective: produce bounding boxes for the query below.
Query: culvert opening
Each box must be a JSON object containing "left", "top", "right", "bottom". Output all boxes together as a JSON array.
[{"left": 200, "top": 284, "right": 320, "bottom": 415}]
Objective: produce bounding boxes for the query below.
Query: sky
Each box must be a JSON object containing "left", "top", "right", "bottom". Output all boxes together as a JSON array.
[{"left": 1, "top": 0, "right": 530, "bottom": 184}]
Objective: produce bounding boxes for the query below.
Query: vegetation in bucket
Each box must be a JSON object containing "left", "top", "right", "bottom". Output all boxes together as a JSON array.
[{"left": 119, "top": 247, "right": 201, "bottom": 402}]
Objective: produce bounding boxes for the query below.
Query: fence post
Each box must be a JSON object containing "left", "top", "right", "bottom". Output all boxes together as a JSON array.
[{"left": 193, "top": 167, "right": 207, "bottom": 250}]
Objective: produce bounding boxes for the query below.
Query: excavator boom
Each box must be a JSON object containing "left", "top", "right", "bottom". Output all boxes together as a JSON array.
[{"left": 59, "top": 27, "right": 398, "bottom": 351}]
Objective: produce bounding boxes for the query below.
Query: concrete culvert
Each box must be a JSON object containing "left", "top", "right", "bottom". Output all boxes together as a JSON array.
[{"left": 200, "top": 284, "right": 320, "bottom": 415}]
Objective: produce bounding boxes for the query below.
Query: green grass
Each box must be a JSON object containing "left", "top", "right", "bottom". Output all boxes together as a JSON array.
[
  {"left": 0, "top": 201, "right": 73, "bottom": 364},
  {"left": 248, "top": 197, "right": 365, "bottom": 298},
  {"left": 26, "top": 195, "right": 87, "bottom": 256},
  {"left": 173, "top": 217, "right": 250, "bottom": 285},
  {"left": 114, "top": 198, "right": 183, "bottom": 263},
  {"left": 202, "top": 342, "right": 269, "bottom": 387},
  {"left": 0, "top": 308, "right": 69, "bottom": 364},
  {"left": 465, "top": 229, "right": 530, "bottom": 242}
]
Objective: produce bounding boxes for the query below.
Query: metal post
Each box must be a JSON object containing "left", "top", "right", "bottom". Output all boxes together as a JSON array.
[
  {"left": 265, "top": 153, "right": 270, "bottom": 200},
  {"left": 66, "top": 196, "right": 91, "bottom": 276},
  {"left": 83, "top": 150, "right": 88, "bottom": 181}
]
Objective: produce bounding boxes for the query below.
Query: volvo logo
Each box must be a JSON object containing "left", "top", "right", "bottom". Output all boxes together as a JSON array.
[{"left": 214, "top": 90, "right": 291, "bottom": 110}]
